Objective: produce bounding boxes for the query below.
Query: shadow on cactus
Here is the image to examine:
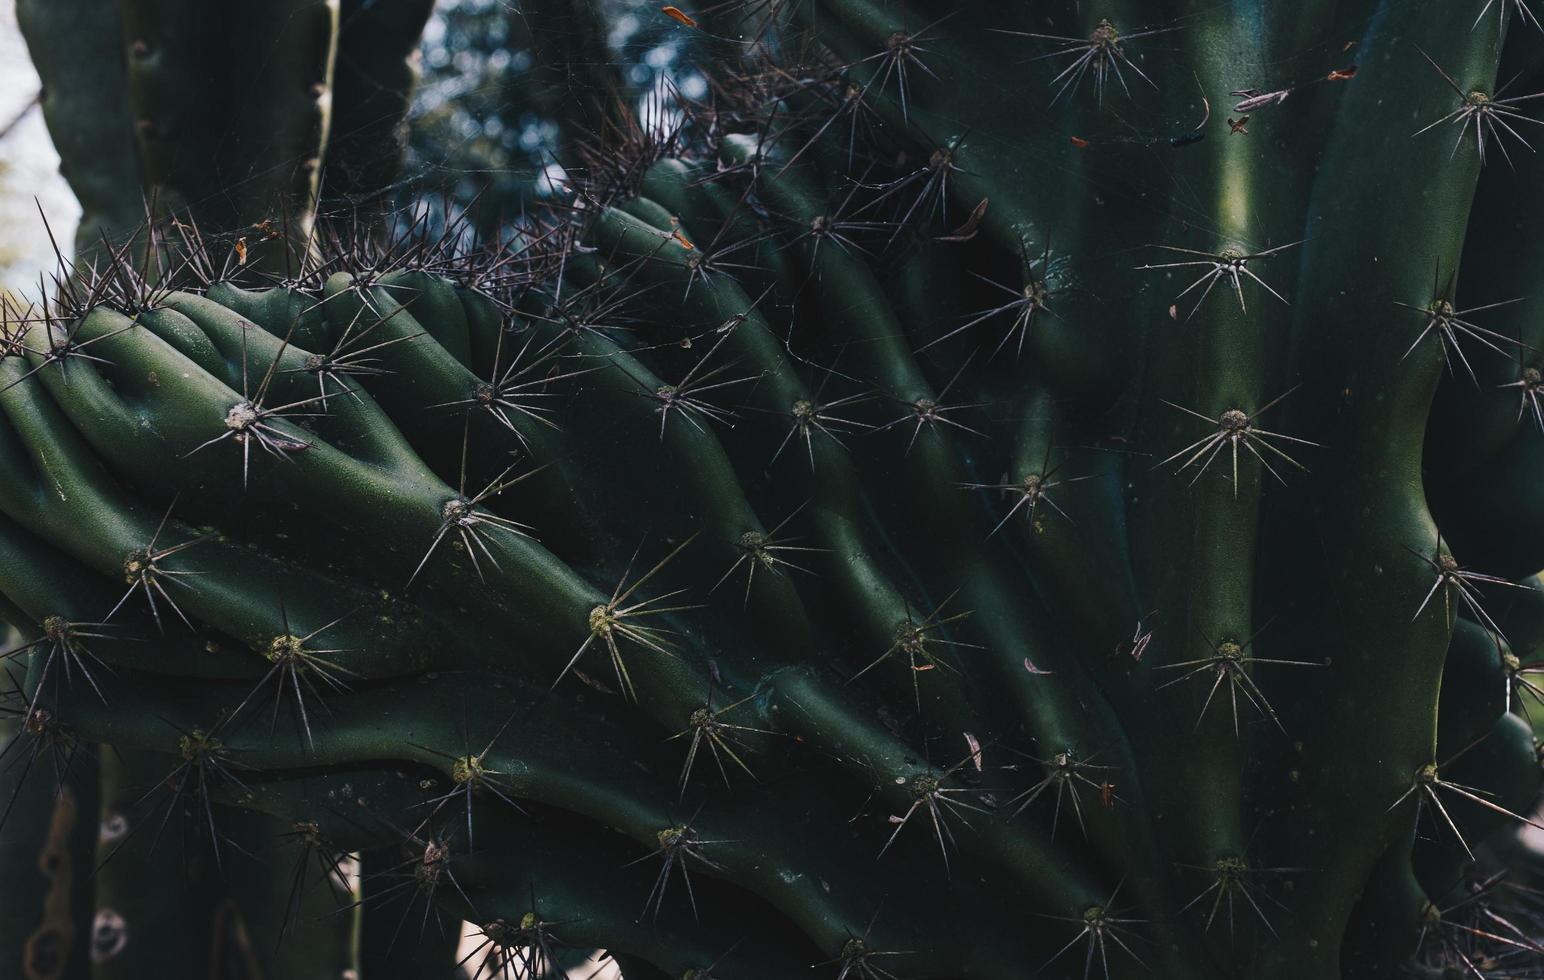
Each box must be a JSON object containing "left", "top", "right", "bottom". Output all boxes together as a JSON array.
[{"left": 4, "top": 1, "right": 1544, "bottom": 979}]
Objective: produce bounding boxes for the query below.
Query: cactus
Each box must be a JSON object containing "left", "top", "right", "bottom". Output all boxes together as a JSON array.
[
  {"left": 5, "top": 1, "right": 1544, "bottom": 979},
  {"left": 15, "top": 0, "right": 433, "bottom": 265}
]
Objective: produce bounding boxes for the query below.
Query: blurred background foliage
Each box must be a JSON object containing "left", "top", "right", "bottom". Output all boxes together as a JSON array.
[{"left": 402, "top": 0, "right": 711, "bottom": 239}]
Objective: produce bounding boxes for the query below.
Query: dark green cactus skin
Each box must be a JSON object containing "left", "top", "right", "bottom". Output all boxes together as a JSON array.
[
  {"left": 512, "top": 0, "right": 625, "bottom": 162},
  {"left": 87, "top": 748, "right": 355, "bottom": 980},
  {"left": 0, "top": 678, "right": 95, "bottom": 980},
  {"left": 114, "top": 0, "right": 337, "bottom": 243},
  {"left": 16, "top": 0, "right": 339, "bottom": 263},
  {"left": 4, "top": 1, "right": 1544, "bottom": 979},
  {"left": 14, "top": 0, "right": 146, "bottom": 266},
  {"left": 358, "top": 846, "right": 463, "bottom": 980},
  {"left": 320, "top": 0, "right": 437, "bottom": 212},
  {"left": 16, "top": 0, "right": 435, "bottom": 267}
]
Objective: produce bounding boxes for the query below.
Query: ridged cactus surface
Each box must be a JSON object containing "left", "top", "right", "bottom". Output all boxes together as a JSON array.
[{"left": 4, "top": 1, "right": 1544, "bottom": 979}]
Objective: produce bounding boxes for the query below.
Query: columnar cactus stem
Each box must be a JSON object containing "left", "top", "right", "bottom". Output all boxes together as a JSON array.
[{"left": 5, "top": 2, "right": 1544, "bottom": 978}]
